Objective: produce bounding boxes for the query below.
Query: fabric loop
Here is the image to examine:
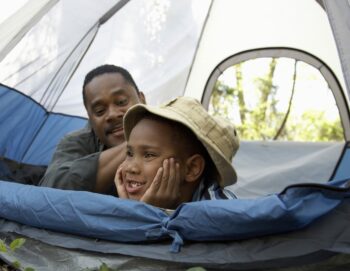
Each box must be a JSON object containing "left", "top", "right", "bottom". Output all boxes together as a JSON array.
[{"left": 145, "top": 216, "right": 184, "bottom": 252}]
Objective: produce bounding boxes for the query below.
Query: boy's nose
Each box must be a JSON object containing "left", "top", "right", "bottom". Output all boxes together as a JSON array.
[{"left": 125, "top": 159, "right": 140, "bottom": 174}]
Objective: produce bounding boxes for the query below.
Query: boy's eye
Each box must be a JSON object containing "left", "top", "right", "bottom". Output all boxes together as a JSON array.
[
  {"left": 126, "top": 150, "right": 133, "bottom": 157},
  {"left": 144, "top": 152, "right": 155, "bottom": 158}
]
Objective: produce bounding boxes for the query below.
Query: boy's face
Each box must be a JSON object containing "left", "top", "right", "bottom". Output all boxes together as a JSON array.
[
  {"left": 84, "top": 73, "right": 145, "bottom": 148},
  {"left": 122, "top": 118, "right": 184, "bottom": 201}
]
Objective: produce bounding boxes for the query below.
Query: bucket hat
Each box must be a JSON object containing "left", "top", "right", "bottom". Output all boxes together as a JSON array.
[{"left": 123, "top": 96, "right": 239, "bottom": 187}]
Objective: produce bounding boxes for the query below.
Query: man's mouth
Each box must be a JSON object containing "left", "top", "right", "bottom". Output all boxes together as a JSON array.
[{"left": 106, "top": 125, "right": 123, "bottom": 136}]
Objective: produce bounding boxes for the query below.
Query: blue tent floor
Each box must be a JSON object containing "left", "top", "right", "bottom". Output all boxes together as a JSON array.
[{"left": 1, "top": 201, "right": 350, "bottom": 271}]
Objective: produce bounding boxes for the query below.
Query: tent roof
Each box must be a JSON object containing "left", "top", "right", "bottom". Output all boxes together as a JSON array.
[{"left": 1, "top": 0, "right": 349, "bottom": 117}]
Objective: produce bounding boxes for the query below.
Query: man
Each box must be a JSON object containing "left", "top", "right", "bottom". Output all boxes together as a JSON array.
[{"left": 39, "top": 64, "right": 145, "bottom": 194}]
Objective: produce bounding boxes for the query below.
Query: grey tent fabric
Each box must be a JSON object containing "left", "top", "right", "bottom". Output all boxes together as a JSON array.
[
  {"left": 324, "top": 0, "right": 350, "bottom": 98},
  {"left": 0, "top": 0, "right": 58, "bottom": 62},
  {"left": 1, "top": 202, "right": 350, "bottom": 270}
]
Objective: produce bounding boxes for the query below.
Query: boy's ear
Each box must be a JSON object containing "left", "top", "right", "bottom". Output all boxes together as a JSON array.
[{"left": 184, "top": 154, "right": 205, "bottom": 183}]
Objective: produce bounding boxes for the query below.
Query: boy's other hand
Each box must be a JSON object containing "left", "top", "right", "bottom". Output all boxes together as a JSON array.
[
  {"left": 141, "top": 158, "right": 181, "bottom": 209},
  {"left": 114, "top": 164, "right": 129, "bottom": 199}
]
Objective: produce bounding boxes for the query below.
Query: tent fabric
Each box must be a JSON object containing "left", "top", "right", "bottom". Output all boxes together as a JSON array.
[
  {"left": 334, "top": 145, "right": 350, "bottom": 180},
  {"left": 183, "top": 0, "right": 347, "bottom": 102},
  {"left": 0, "top": 84, "right": 86, "bottom": 166},
  {"left": 229, "top": 140, "right": 344, "bottom": 198},
  {"left": 0, "top": 178, "right": 349, "bottom": 253},
  {"left": 324, "top": 0, "right": 350, "bottom": 99},
  {"left": 0, "top": 0, "right": 211, "bottom": 117},
  {"left": 0, "top": 0, "right": 58, "bottom": 62},
  {"left": 1, "top": 201, "right": 350, "bottom": 270},
  {"left": 0, "top": 0, "right": 350, "bottom": 268}
]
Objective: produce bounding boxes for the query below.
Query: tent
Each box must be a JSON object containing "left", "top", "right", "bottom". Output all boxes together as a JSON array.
[{"left": 1, "top": 0, "right": 350, "bottom": 270}]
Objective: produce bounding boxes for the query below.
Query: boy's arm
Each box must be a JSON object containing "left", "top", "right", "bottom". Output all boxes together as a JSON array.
[{"left": 114, "top": 163, "right": 129, "bottom": 199}]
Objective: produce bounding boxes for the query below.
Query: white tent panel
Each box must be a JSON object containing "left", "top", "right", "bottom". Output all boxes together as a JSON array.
[
  {"left": 0, "top": 0, "right": 57, "bottom": 61},
  {"left": 184, "top": 0, "right": 346, "bottom": 100},
  {"left": 54, "top": 0, "right": 211, "bottom": 117},
  {"left": 0, "top": 0, "right": 118, "bottom": 108},
  {"left": 324, "top": 0, "right": 350, "bottom": 99}
]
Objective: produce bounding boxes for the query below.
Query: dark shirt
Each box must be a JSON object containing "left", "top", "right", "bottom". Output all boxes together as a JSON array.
[{"left": 39, "top": 125, "right": 103, "bottom": 191}]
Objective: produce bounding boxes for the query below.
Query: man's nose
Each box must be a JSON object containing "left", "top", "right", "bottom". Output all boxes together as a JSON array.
[{"left": 106, "top": 105, "right": 123, "bottom": 122}]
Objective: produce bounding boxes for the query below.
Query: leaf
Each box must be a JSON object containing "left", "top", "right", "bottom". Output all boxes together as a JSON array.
[
  {"left": 186, "top": 267, "right": 207, "bottom": 271},
  {"left": 0, "top": 239, "right": 7, "bottom": 253},
  {"left": 10, "top": 238, "right": 26, "bottom": 251},
  {"left": 24, "top": 267, "right": 35, "bottom": 271},
  {"left": 13, "top": 260, "right": 21, "bottom": 269},
  {"left": 99, "top": 262, "right": 110, "bottom": 271}
]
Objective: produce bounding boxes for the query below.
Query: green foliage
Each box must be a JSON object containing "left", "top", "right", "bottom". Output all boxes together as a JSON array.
[
  {"left": 0, "top": 240, "right": 7, "bottom": 253},
  {"left": 0, "top": 238, "right": 35, "bottom": 271},
  {"left": 9, "top": 238, "right": 26, "bottom": 252},
  {"left": 99, "top": 263, "right": 112, "bottom": 271},
  {"left": 12, "top": 260, "right": 21, "bottom": 269},
  {"left": 209, "top": 58, "right": 343, "bottom": 142},
  {"left": 287, "top": 111, "right": 343, "bottom": 142},
  {"left": 0, "top": 239, "right": 210, "bottom": 271}
]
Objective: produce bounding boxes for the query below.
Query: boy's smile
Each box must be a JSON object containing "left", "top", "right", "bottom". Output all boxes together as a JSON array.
[{"left": 125, "top": 178, "right": 147, "bottom": 195}]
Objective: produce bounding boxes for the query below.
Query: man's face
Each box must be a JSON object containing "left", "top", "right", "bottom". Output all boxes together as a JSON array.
[
  {"left": 84, "top": 73, "right": 145, "bottom": 148},
  {"left": 122, "top": 118, "right": 185, "bottom": 201}
]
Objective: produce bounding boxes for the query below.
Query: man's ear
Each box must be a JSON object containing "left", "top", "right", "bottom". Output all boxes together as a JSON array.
[
  {"left": 184, "top": 154, "right": 205, "bottom": 183},
  {"left": 139, "top": 91, "right": 146, "bottom": 104}
]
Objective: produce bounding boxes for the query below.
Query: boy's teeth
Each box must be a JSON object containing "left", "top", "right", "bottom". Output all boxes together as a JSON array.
[{"left": 130, "top": 181, "right": 142, "bottom": 188}]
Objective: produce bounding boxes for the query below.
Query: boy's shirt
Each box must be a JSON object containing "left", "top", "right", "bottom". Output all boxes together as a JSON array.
[{"left": 192, "top": 178, "right": 237, "bottom": 201}]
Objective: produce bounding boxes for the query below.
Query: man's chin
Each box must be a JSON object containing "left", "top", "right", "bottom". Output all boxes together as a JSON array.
[{"left": 105, "top": 136, "right": 125, "bottom": 148}]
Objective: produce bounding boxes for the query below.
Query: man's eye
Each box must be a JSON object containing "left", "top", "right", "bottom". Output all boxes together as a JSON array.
[
  {"left": 116, "top": 98, "right": 128, "bottom": 106},
  {"left": 94, "top": 108, "right": 105, "bottom": 116}
]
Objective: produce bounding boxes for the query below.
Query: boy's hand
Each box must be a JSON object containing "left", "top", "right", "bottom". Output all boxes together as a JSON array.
[
  {"left": 114, "top": 164, "right": 128, "bottom": 199},
  {"left": 141, "top": 158, "right": 181, "bottom": 209}
]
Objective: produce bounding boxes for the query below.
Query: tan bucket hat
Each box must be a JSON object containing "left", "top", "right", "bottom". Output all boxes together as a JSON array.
[{"left": 123, "top": 96, "right": 240, "bottom": 187}]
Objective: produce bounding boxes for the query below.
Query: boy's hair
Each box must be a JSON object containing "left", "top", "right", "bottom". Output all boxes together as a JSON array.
[{"left": 82, "top": 64, "right": 139, "bottom": 106}]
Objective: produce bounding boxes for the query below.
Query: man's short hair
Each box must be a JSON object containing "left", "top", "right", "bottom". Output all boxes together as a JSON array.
[{"left": 82, "top": 64, "right": 139, "bottom": 106}]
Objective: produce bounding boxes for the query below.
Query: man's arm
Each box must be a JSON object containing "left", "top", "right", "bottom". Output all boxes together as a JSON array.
[
  {"left": 39, "top": 131, "right": 99, "bottom": 191},
  {"left": 40, "top": 130, "right": 126, "bottom": 194}
]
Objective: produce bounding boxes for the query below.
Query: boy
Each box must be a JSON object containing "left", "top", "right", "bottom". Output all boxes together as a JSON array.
[{"left": 115, "top": 96, "right": 240, "bottom": 209}]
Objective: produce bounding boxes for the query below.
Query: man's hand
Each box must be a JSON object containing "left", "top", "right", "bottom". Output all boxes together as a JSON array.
[
  {"left": 114, "top": 163, "right": 128, "bottom": 199},
  {"left": 141, "top": 158, "right": 182, "bottom": 209}
]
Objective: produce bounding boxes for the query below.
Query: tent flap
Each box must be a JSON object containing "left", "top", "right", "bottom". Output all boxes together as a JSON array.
[{"left": 0, "top": 178, "right": 349, "bottom": 253}]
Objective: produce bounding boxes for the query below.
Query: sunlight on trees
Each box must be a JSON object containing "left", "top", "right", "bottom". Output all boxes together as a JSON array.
[{"left": 208, "top": 57, "right": 343, "bottom": 142}]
